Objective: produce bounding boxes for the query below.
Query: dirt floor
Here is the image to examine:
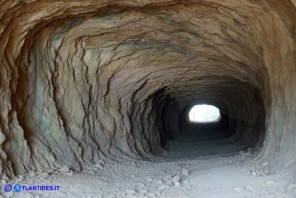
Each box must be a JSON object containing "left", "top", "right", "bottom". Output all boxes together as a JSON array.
[{"left": 2, "top": 132, "right": 296, "bottom": 198}]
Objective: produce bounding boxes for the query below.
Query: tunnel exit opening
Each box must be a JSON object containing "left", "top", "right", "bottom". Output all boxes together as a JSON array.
[
  {"left": 188, "top": 104, "right": 221, "bottom": 123},
  {"left": 179, "top": 103, "right": 231, "bottom": 142}
]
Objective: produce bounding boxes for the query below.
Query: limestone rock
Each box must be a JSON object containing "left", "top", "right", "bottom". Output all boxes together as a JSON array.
[{"left": 0, "top": 0, "right": 295, "bottom": 178}]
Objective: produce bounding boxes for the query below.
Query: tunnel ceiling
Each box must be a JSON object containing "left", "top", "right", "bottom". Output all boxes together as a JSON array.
[{"left": 0, "top": 0, "right": 295, "bottom": 178}]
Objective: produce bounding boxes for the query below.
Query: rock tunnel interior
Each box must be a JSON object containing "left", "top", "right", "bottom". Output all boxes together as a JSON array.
[
  {"left": 0, "top": 0, "right": 295, "bottom": 179},
  {"left": 153, "top": 81, "right": 266, "bottom": 150}
]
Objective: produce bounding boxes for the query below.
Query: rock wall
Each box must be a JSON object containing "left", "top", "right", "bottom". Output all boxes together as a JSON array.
[{"left": 0, "top": 0, "right": 295, "bottom": 178}]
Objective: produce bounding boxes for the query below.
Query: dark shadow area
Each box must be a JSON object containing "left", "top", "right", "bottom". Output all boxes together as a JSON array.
[{"left": 152, "top": 83, "right": 266, "bottom": 160}]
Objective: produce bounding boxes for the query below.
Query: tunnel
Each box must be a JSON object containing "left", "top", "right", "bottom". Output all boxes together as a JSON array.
[
  {"left": 0, "top": 0, "right": 295, "bottom": 197},
  {"left": 151, "top": 80, "right": 266, "bottom": 160}
]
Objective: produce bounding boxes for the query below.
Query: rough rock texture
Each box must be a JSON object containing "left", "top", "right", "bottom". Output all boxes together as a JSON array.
[{"left": 0, "top": 0, "right": 295, "bottom": 178}]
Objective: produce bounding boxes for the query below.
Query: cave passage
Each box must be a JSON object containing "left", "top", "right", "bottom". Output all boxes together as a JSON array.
[
  {"left": 152, "top": 82, "right": 266, "bottom": 160},
  {"left": 0, "top": 1, "right": 295, "bottom": 184}
]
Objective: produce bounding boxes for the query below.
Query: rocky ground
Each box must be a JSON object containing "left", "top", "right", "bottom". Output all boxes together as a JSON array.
[{"left": 1, "top": 133, "right": 296, "bottom": 198}]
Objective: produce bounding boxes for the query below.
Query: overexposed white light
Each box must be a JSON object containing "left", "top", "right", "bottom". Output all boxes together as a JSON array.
[{"left": 188, "top": 104, "right": 221, "bottom": 123}]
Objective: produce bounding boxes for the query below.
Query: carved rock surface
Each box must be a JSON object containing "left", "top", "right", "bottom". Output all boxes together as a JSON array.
[{"left": 0, "top": 0, "right": 295, "bottom": 178}]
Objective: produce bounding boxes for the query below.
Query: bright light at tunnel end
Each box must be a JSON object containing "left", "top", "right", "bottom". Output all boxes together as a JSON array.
[{"left": 188, "top": 104, "right": 221, "bottom": 123}]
